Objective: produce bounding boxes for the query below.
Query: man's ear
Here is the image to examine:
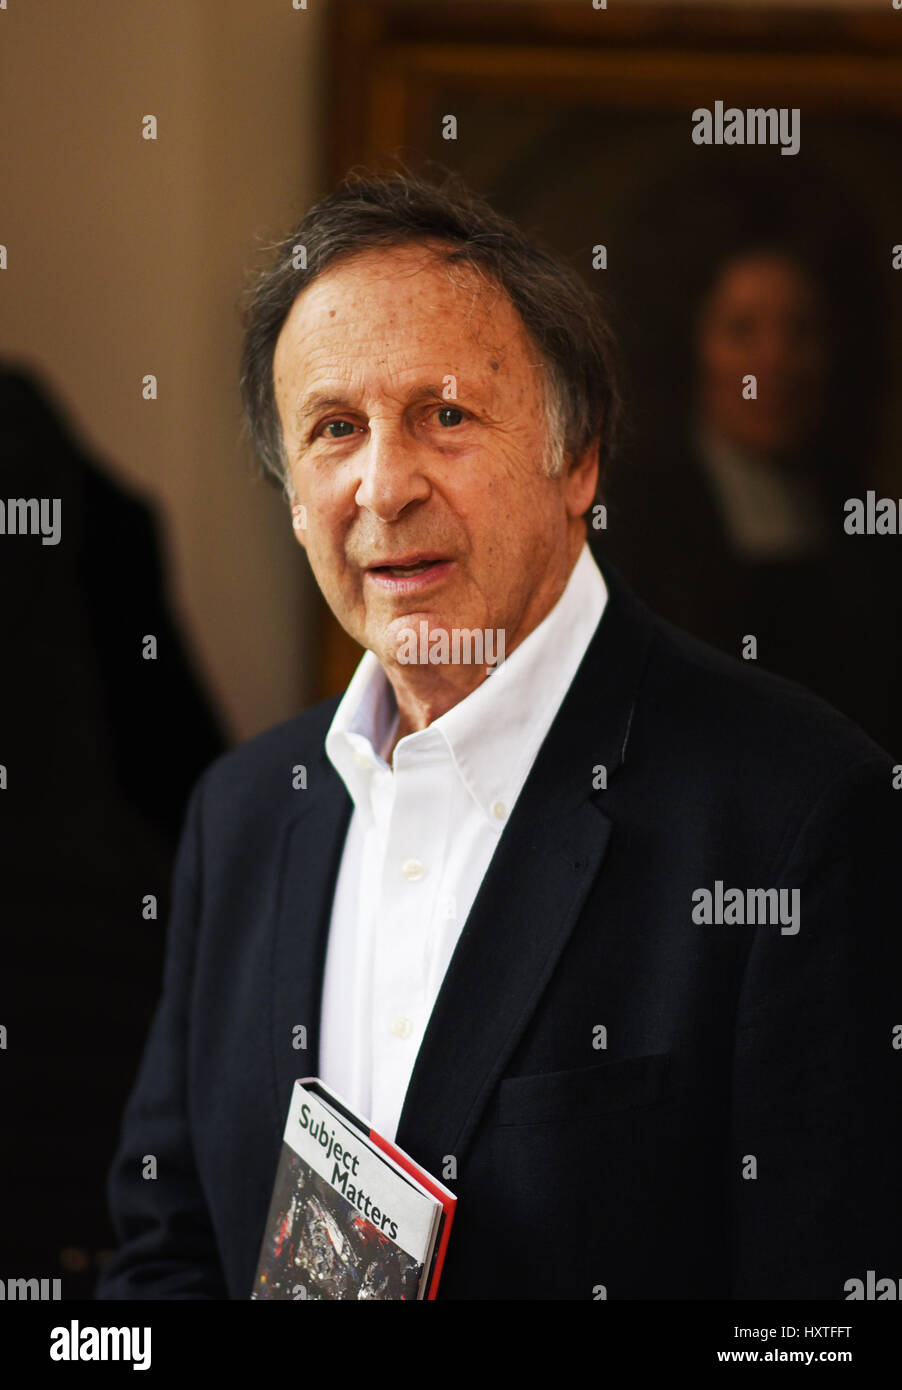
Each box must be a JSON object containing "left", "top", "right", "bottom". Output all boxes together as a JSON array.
[
  {"left": 290, "top": 501, "right": 308, "bottom": 549},
  {"left": 564, "top": 434, "right": 601, "bottom": 520}
]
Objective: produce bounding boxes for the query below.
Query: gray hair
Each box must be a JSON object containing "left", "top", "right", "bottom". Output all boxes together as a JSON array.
[{"left": 239, "top": 166, "right": 622, "bottom": 502}]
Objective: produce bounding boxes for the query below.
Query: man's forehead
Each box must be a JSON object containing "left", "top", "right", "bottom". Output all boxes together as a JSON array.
[{"left": 280, "top": 243, "right": 522, "bottom": 353}]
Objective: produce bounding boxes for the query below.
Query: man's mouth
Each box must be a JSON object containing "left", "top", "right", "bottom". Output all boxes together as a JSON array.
[
  {"left": 364, "top": 554, "right": 455, "bottom": 592},
  {"left": 367, "top": 555, "right": 446, "bottom": 577}
]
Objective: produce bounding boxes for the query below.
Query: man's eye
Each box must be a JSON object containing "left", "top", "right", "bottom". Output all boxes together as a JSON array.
[
  {"left": 321, "top": 419, "right": 356, "bottom": 438},
  {"left": 436, "top": 407, "right": 464, "bottom": 427}
]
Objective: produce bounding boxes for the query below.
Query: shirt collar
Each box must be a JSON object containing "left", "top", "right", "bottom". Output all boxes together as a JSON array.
[{"left": 325, "top": 542, "right": 607, "bottom": 825}]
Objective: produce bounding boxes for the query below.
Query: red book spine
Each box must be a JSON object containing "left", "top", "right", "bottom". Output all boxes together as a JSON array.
[{"left": 368, "top": 1129, "right": 456, "bottom": 1299}]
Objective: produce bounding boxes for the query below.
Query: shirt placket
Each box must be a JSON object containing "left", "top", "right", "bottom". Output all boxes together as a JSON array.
[{"left": 369, "top": 739, "right": 447, "bottom": 1139}]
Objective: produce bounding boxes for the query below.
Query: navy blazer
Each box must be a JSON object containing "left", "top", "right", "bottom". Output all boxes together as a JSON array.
[{"left": 96, "top": 565, "right": 902, "bottom": 1299}]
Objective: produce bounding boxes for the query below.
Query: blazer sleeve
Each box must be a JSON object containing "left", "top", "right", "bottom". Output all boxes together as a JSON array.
[
  {"left": 95, "top": 769, "right": 228, "bottom": 1298},
  {"left": 729, "top": 751, "right": 902, "bottom": 1299}
]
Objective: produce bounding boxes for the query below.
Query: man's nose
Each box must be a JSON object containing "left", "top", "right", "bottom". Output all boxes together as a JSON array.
[{"left": 353, "top": 421, "right": 431, "bottom": 521}]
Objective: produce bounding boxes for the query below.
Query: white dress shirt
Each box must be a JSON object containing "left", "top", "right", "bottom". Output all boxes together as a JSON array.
[{"left": 319, "top": 541, "right": 608, "bottom": 1141}]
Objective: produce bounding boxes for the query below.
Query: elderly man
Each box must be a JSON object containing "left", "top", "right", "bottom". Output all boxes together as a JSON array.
[{"left": 97, "top": 170, "right": 901, "bottom": 1301}]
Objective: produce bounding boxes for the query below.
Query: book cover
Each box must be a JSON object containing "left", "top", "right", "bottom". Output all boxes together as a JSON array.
[{"left": 251, "top": 1078, "right": 456, "bottom": 1300}]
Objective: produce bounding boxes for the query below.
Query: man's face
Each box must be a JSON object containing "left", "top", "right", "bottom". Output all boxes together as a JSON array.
[
  {"left": 273, "top": 242, "right": 595, "bottom": 675},
  {"left": 695, "top": 252, "right": 831, "bottom": 459}
]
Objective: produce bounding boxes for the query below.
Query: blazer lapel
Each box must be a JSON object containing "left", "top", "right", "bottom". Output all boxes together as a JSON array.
[
  {"left": 269, "top": 746, "right": 352, "bottom": 1130},
  {"left": 395, "top": 565, "right": 656, "bottom": 1174}
]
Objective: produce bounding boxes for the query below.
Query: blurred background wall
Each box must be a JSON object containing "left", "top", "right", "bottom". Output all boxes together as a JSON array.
[{"left": 0, "top": 0, "right": 327, "bottom": 741}]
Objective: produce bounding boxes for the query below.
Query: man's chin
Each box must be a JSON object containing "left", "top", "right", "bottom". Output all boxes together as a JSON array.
[
  {"left": 380, "top": 614, "right": 454, "bottom": 667},
  {"left": 371, "top": 615, "right": 508, "bottom": 675}
]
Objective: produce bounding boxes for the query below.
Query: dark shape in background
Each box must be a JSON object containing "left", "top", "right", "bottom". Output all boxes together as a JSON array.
[
  {"left": 594, "top": 160, "right": 902, "bottom": 758},
  {"left": 0, "top": 363, "right": 227, "bottom": 1294}
]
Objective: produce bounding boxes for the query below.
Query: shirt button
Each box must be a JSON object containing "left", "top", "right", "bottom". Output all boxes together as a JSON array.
[
  {"left": 492, "top": 801, "right": 507, "bottom": 820},
  {"left": 401, "top": 858, "right": 425, "bottom": 881},
  {"left": 390, "top": 1016, "right": 413, "bottom": 1039}
]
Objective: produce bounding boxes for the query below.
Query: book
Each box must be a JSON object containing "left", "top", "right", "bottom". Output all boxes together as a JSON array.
[{"left": 250, "top": 1078, "right": 457, "bottom": 1300}]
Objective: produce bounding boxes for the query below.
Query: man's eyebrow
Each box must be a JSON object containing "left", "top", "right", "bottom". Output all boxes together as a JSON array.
[
  {"left": 294, "top": 382, "right": 483, "bottom": 428},
  {"left": 403, "top": 382, "right": 477, "bottom": 407},
  {"left": 294, "top": 392, "right": 352, "bottom": 427}
]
